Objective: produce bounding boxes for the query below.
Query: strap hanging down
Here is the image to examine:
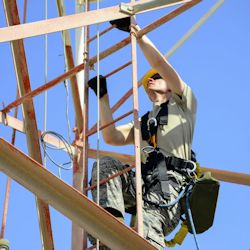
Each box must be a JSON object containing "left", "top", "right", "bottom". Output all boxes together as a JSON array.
[
  {"left": 157, "top": 154, "right": 170, "bottom": 199},
  {"left": 141, "top": 101, "right": 169, "bottom": 147}
]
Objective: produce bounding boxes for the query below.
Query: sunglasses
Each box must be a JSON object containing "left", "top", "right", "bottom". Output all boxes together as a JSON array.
[{"left": 151, "top": 73, "right": 162, "bottom": 80}]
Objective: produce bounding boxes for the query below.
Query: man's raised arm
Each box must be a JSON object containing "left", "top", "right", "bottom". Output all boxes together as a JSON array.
[
  {"left": 88, "top": 75, "right": 134, "bottom": 146},
  {"left": 134, "top": 24, "right": 185, "bottom": 96}
]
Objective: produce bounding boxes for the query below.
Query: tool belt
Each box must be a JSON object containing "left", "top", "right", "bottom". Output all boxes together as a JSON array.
[{"left": 141, "top": 149, "right": 196, "bottom": 200}]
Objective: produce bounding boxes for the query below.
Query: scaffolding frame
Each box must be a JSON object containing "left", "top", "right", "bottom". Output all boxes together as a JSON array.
[{"left": 0, "top": 0, "right": 249, "bottom": 250}]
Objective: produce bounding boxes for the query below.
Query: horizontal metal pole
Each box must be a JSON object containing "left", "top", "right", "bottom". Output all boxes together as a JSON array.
[
  {"left": 0, "top": 0, "right": 189, "bottom": 43},
  {"left": 1, "top": 63, "right": 85, "bottom": 113},
  {"left": 3, "top": 110, "right": 249, "bottom": 186},
  {"left": 166, "top": 0, "right": 224, "bottom": 58},
  {"left": 1, "top": 0, "right": 200, "bottom": 114},
  {"left": 87, "top": 110, "right": 133, "bottom": 137},
  {"left": 0, "top": 138, "right": 155, "bottom": 250},
  {"left": 120, "top": 0, "right": 190, "bottom": 14},
  {"left": 1, "top": 112, "right": 250, "bottom": 186},
  {"left": 87, "top": 149, "right": 250, "bottom": 186},
  {"left": 0, "top": 6, "right": 128, "bottom": 43},
  {"left": 201, "top": 167, "right": 250, "bottom": 186},
  {"left": 89, "top": 0, "right": 200, "bottom": 66}
]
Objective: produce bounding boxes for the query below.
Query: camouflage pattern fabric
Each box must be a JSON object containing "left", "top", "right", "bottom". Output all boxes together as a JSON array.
[{"left": 90, "top": 156, "right": 183, "bottom": 249}]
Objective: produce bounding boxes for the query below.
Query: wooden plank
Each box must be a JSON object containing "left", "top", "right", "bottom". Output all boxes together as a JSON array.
[
  {"left": 2, "top": 113, "right": 249, "bottom": 187},
  {"left": 0, "top": 0, "right": 192, "bottom": 43},
  {"left": 0, "top": 5, "right": 128, "bottom": 42},
  {"left": 0, "top": 138, "right": 156, "bottom": 250}
]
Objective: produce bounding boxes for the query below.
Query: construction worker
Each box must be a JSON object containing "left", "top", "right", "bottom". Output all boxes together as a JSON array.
[{"left": 88, "top": 18, "right": 197, "bottom": 249}]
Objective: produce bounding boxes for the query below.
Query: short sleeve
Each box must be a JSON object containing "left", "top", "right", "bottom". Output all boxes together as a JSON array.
[{"left": 172, "top": 82, "right": 197, "bottom": 114}]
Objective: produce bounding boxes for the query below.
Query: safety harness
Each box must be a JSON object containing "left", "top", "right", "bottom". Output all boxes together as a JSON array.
[
  {"left": 140, "top": 101, "right": 196, "bottom": 201},
  {"left": 140, "top": 101, "right": 220, "bottom": 249}
]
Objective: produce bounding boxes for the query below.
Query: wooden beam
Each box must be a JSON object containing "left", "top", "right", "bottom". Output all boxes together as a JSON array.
[
  {"left": 1, "top": 113, "right": 250, "bottom": 187},
  {"left": 0, "top": 138, "right": 156, "bottom": 250},
  {"left": 0, "top": 6, "right": 127, "bottom": 43},
  {"left": 120, "top": 0, "right": 191, "bottom": 14},
  {"left": 2, "top": 1, "right": 54, "bottom": 249},
  {"left": 0, "top": 0, "right": 192, "bottom": 43},
  {"left": 201, "top": 167, "right": 250, "bottom": 187},
  {"left": 87, "top": 148, "right": 250, "bottom": 187}
]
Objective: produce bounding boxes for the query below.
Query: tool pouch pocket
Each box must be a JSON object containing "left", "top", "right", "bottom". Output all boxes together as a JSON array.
[{"left": 181, "top": 172, "right": 220, "bottom": 234}]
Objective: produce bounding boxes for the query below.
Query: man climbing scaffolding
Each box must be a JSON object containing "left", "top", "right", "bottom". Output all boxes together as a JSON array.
[{"left": 88, "top": 18, "right": 197, "bottom": 249}]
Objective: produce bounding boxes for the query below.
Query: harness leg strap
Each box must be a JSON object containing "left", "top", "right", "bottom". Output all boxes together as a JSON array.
[{"left": 157, "top": 157, "right": 170, "bottom": 200}]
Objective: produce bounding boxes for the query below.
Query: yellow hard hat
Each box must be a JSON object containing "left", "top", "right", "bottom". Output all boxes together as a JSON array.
[{"left": 141, "top": 69, "right": 158, "bottom": 94}]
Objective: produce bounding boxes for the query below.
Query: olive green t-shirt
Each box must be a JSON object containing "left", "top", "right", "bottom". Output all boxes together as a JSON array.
[{"left": 127, "top": 83, "right": 197, "bottom": 162}]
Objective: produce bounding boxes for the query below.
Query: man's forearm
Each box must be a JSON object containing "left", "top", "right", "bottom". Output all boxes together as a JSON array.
[
  {"left": 99, "top": 94, "right": 118, "bottom": 143},
  {"left": 138, "top": 33, "right": 166, "bottom": 70},
  {"left": 137, "top": 27, "right": 184, "bottom": 95}
]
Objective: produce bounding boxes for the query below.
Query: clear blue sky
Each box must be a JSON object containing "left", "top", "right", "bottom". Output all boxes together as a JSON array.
[{"left": 0, "top": 0, "right": 250, "bottom": 249}]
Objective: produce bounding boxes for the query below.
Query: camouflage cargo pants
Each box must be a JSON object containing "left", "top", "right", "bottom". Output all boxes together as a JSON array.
[{"left": 90, "top": 156, "right": 182, "bottom": 249}]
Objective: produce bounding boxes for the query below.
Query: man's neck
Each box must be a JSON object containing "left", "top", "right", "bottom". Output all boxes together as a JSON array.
[{"left": 151, "top": 92, "right": 171, "bottom": 105}]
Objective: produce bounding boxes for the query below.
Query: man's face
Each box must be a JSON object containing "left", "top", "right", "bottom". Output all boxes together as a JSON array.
[{"left": 147, "top": 77, "right": 169, "bottom": 95}]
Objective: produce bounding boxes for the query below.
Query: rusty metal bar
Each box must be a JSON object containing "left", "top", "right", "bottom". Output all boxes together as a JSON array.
[
  {"left": 0, "top": 89, "right": 19, "bottom": 239},
  {"left": 1, "top": 0, "right": 198, "bottom": 115},
  {"left": 55, "top": 1, "right": 85, "bottom": 249},
  {"left": 0, "top": 177, "right": 10, "bottom": 239},
  {"left": 0, "top": 5, "right": 130, "bottom": 43},
  {"left": 23, "top": 0, "right": 28, "bottom": 23},
  {"left": 1, "top": 112, "right": 249, "bottom": 187},
  {"left": 56, "top": 0, "right": 83, "bottom": 133},
  {"left": 87, "top": 110, "right": 133, "bottom": 137},
  {"left": 130, "top": 14, "right": 143, "bottom": 235},
  {"left": 120, "top": 0, "right": 191, "bottom": 15},
  {"left": 1, "top": 62, "right": 85, "bottom": 114},
  {"left": 1, "top": 108, "right": 249, "bottom": 188},
  {"left": 2, "top": 1, "right": 54, "bottom": 249},
  {"left": 88, "top": 0, "right": 200, "bottom": 132},
  {"left": 87, "top": 25, "right": 115, "bottom": 44},
  {"left": 104, "top": 61, "right": 132, "bottom": 79},
  {"left": 201, "top": 167, "right": 250, "bottom": 187},
  {"left": 86, "top": 164, "right": 135, "bottom": 191},
  {"left": 0, "top": 138, "right": 156, "bottom": 250},
  {"left": 0, "top": 0, "right": 191, "bottom": 43},
  {"left": 137, "top": 0, "right": 200, "bottom": 37},
  {"left": 75, "top": 2, "right": 91, "bottom": 249},
  {"left": 88, "top": 150, "right": 250, "bottom": 187},
  {"left": 89, "top": 0, "right": 200, "bottom": 66}
]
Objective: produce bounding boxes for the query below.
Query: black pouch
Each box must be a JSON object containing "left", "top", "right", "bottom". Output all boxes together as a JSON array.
[{"left": 181, "top": 172, "right": 220, "bottom": 234}]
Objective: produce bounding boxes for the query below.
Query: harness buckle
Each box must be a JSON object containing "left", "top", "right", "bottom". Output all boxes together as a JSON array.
[
  {"left": 142, "top": 145, "right": 155, "bottom": 154},
  {"left": 186, "top": 160, "right": 197, "bottom": 177},
  {"left": 141, "top": 145, "right": 156, "bottom": 160},
  {"left": 147, "top": 117, "right": 157, "bottom": 131}
]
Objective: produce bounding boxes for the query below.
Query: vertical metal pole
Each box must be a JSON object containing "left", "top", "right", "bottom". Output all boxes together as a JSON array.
[
  {"left": 130, "top": 15, "right": 144, "bottom": 235},
  {"left": 71, "top": 1, "right": 89, "bottom": 250},
  {"left": 81, "top": 1, "right": 90, "bottom": 248},
  {"left": 0, "top": 178, "right": 10, "bottom": 240},
  {"left": 2, "top": 1, "right": 54, "bottom": 249},
  {"left": 75, "top": 0, "right": 85, "bottom": 107},
  {"left": 0, "top": 90, "right": 19, "bottom": 240}
]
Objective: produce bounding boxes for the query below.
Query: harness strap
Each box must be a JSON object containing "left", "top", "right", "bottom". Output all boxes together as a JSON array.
[
  {"left": 141, "top": 101, "right": 168, "bottom": 147},
  {"left": 157, "top": 155, "right": 170, "bottom": 199},
  {"left": 165, "top": 156, "right": 196, "bottom": 174}
]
